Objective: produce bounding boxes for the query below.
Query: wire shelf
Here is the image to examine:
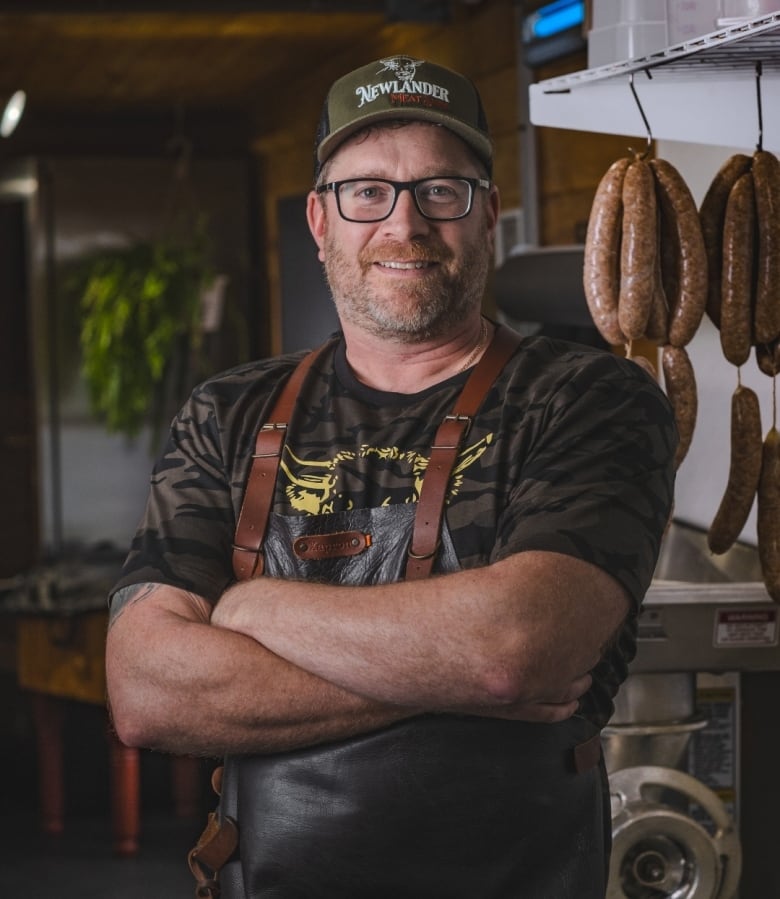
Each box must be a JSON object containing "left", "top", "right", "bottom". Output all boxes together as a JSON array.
[{"left": 538, "top": 12, "right": 780, "bottom": 92}]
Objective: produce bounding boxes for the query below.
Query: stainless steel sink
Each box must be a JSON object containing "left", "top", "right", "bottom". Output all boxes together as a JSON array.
[
  {"left": 633, "top": 520, "right": 779, "bottom": 673},
  {"left": 653, "top": 519, "right": 762, "bottom": 584}
]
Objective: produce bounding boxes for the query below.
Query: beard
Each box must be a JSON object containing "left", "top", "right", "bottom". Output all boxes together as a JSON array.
[{"left": 321, "top": 223, "right": 492, "bottom": 343}]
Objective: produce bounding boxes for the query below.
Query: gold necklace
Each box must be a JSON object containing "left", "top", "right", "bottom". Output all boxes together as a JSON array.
[{"left": 458, "top": 317, "right": 488, "bottom": 373}]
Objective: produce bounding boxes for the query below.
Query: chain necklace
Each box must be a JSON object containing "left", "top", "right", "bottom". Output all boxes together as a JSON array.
[{"left": 458, "top": 317, "right": 489, "bottom": 373}]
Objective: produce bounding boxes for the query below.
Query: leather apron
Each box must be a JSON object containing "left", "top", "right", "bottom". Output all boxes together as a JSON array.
[
  {"left": 202, "top": 330, "right": 610, "bottom": 898},
  {"left": 217, "top": 505, "right": 609, "bottom": 899}
]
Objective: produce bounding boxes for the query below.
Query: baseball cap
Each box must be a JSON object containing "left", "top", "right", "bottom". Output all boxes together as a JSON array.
[{"left": 314, "top": 55, "right": 493, "bottom": 179}]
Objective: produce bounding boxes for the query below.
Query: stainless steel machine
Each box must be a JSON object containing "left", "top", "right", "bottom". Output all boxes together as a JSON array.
[{"left": 604, "top": 521, "right": 777, "bottom": 899}]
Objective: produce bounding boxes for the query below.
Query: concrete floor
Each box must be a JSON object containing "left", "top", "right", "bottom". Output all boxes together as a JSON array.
[
  {"left": 1, "top": 695, "right": 212, "bottom": 898},
  {"left": 1, "top": 809, "right": 198, "bottom": 898}
]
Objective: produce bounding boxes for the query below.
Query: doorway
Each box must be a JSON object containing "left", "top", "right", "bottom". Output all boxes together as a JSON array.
[{"left": 0, "top": 196, "right": 37, "bottom": 577}]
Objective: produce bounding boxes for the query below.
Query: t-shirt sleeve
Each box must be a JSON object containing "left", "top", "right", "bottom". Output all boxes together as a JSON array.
[
  {"left": 493, "top": 354, "right": 678, "bottom": 608},
  {"left": 109, "top": 386, "right": 240, "bottom": 605}
]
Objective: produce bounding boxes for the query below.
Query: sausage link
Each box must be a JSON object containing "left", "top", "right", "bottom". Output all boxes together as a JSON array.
[
  {"left": 618, "top": 159, "right": 657, "bottom": 340},
  {"left": 583, "top": 158, "right": 630, "bottom": 346},
  {"left": 757, "top": 426, "right": 780, "bottom": 602},
  {"left": 699, "top": 153, "right": 753, "bottom": 329},
  {"left": 753, "top": 150, "right": 780, "bottom": 344},
  {"left": 644, "top": 217, "right": 670, "bottom": 344},
  {"left": 657, "top": 195, "right": 680, "bottom": 337},
  {"left": 756, "top": 338, "right": 780, "bottom": 377},
  {"left": 707, "top": 385, "right": 762, "bottom": 554},
  {"left": 720, "top": 171, "right": 757, "bottom": 367},
  {"left": 662, "top": 344, "right": 697, "bottom": 469},
  {"left": 651, "top": 158, "right": 708, "bottom": 347}
]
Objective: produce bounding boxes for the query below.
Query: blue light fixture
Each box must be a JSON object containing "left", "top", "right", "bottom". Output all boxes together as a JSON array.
[
  {"left": 523, "top": 0, "right": 585, "bottom": 42},
  {"left": 521, "top": 0, "right": 587, "bottom": 66}
]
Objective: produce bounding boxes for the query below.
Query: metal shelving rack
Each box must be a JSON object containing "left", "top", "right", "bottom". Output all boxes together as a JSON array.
[{"left": 529, "top": 12, "right": 780, "bottom": 151}]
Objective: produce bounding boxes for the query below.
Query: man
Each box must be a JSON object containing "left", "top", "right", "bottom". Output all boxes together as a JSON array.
[{"left": 106, "top": 55, "right": 677, "bottom": 898}]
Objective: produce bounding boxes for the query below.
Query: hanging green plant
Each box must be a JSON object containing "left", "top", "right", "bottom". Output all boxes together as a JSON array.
[{"left": 75, "top": 224, "right": 215, "bottom": 442}]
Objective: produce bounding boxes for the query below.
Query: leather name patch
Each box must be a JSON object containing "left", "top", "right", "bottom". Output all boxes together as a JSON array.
[{"left": 293, "top": 531, "right": 372, "bottom": 561}]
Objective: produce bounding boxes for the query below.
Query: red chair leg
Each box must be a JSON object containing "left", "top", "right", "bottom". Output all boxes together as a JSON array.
[
  {"left": 108, "top": 731, "right": 140, "bottom": 857},
  {"left": 30, "top": 692, "right": 65, "bottom": 837},
  {"left": 171, "top": 755, "right": 201, "bottom": 819}
]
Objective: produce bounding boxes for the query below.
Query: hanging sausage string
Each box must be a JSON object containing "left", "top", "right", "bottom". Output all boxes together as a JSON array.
[
  {"left": 583, "top": 72, "right": 705, "bottom": 471},
  {"left": 582, "top": 61, "right": 780, "bottom": 600}
]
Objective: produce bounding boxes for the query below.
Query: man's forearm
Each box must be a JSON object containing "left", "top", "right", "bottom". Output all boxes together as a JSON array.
[
  {"left": 106, "top": 585, "right": 414, "bottom": 756},
  {"left": 210, "top": 550, "right": 627, "bottom": 713}
]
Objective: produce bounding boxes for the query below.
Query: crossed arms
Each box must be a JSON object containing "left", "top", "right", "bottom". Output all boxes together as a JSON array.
[{"left": 105, "top": 549, "right": 629, "bottom": 757}]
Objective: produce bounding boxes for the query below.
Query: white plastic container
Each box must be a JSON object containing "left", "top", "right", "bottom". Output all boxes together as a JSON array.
[
  {"left": 588, "top": 22, "right": 669, "bottom": 65},
  {"left": 667, "top": 0, "right": 721, "bottom": 44},
  {"left": 717, "top": 1, "right": 780, "bottom": 25},
  {"left": 591, "top": 0, "right": 668, "bottom": 28},
  {"left": 720, "top": 0, "right": 780, "bottom": 16},
  {"left": 588, "top": 0, "right": 669, "bottom": 66}
]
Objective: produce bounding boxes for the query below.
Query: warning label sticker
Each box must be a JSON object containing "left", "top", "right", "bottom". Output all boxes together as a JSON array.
[{"left": 713, "top": 608, "right": 778, "bottom": 647}]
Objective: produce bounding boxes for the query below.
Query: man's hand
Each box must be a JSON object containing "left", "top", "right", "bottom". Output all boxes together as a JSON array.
[
  {"left": 448, "top": 672, "right": 593, "bottom": 723},
  {"left": 210, "top": 587, "right": 249, "bottom": 630}
]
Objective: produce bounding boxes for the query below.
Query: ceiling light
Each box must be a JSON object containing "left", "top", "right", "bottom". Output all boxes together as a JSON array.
[{"left": 1, "top": 90, "right": 27, "bottom": 138}]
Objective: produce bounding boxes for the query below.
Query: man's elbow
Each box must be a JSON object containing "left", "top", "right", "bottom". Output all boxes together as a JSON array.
[
  {"left": 476, "top": 641, "right": 581, "bottom": 706},
  {"left": 106, "top": 676, "right": 169, "bottom": 750},
  {"left": 477, "top": 647, "right": 540, "bottom": 705},
  {"left": 110, "top": 712, "right": 150, "bottom": 750}
]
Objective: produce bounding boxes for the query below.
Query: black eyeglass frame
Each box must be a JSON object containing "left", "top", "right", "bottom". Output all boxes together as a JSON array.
[{"left": 315, "top": 176, "right": 492, "bottom": 223}]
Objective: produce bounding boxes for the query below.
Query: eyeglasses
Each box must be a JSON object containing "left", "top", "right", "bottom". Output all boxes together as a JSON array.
[{"left": 316, "top": 176, "right": 491, "bottom": 223}]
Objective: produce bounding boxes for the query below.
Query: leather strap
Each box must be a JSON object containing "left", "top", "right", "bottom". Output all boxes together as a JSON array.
[
  {"left": 405, "top": 324, "right": 522, "bottom": 580},
  {"left": 188, "top": 810, "right": 239, "bottom": 897},
  {"left": 573, "top": 732, "right": 603, "bottom": 774},
  {"left": 232, "top": 340, "right": 336, "bottom": 580}
]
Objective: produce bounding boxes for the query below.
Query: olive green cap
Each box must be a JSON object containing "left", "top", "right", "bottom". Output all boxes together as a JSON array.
[{"left": 314, "top": 55, "right": 492, "bottom": 178}]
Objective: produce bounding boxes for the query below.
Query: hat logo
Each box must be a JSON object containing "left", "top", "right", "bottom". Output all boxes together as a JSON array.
[
  {"left": 377, "top": 56, "right": 424, "bottom": 81},
  {"left": 353, "top": 56, "right": 450, "bottom": 110}
]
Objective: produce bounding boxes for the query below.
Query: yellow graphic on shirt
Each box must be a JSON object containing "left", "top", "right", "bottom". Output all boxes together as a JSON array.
[{"left": 279, "top": 435, "right": 493, "bottom": 516}]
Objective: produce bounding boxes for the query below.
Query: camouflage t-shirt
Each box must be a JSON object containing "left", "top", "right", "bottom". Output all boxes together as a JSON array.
[{"left": 113, "top": 331, "right": 677, "bottom": 726}]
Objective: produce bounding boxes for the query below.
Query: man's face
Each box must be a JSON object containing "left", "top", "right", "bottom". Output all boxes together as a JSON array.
[{"left": 307, "top": 122, "right": 499, "bottom": 343}]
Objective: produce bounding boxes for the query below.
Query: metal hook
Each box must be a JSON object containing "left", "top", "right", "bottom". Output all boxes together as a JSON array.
[
  {"left": 628, "top": 71, "right": 653, "bottom": 159},
  {"left": 755, "top": 61, "right": 764, "bottom": 152}
]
